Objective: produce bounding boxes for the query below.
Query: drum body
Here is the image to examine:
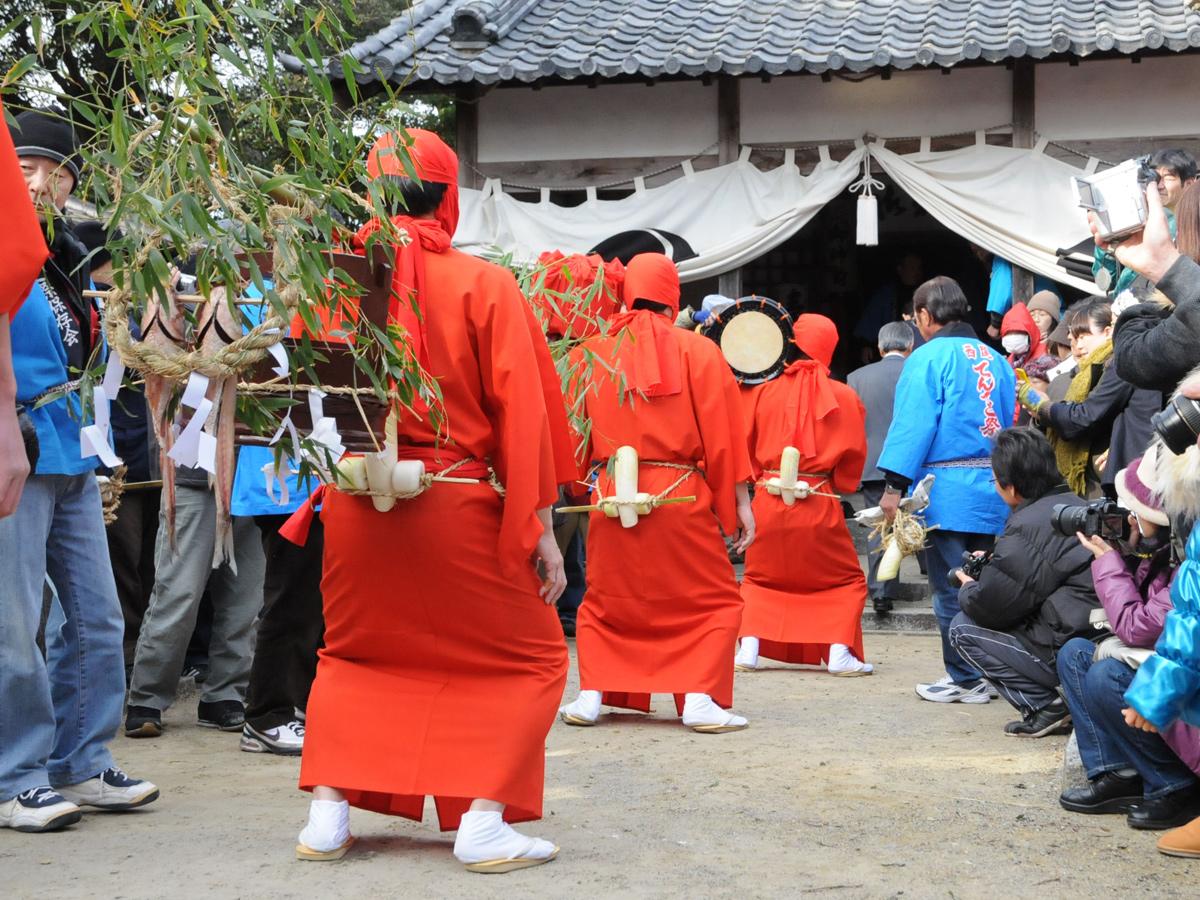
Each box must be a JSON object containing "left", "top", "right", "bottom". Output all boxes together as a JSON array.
[{"left": 700, "top": 296, "right": 794, "bottom": 384}]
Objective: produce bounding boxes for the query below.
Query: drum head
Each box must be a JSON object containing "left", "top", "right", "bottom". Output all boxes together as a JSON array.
[{"left": 703, "top": 297, "right": 793, "bottom": 383}]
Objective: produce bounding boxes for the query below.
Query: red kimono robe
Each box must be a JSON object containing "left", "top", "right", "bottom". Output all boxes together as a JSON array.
[
  {"left": 740, "top": 316, "right": 870, "bottom": 665},
  {"left": 300, "top": 131, "right": 569, "bottom": 832},
  {"left": 570, "top": 292, "right": 751, "bottom": 714}
]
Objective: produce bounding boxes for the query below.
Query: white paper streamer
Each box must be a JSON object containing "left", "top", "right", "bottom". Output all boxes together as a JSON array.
[
  {"left": 81, "top": 350, "right": 126, "bottom": 465},
  {"left": 262, "top": 327, "right": 288, "bottom": 377},
  {"left": 180, "top": 372, "right": 210, "bottom": 409},
  {"left": 167, "top": 397, "right": 214, "bottom": 468}
]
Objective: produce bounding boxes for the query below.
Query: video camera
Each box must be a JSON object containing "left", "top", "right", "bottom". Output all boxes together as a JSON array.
[
  {"left": 1073, "top": 155, "right": 1160, "bottom": 243},
  {"left": 1050, "top": 499, "right": 1132, "bottom": 542}
]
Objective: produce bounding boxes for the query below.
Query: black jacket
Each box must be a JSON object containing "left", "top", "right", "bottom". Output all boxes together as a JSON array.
[
  {"left": 1114, "top": 255, "right": 1200, "bottom": 393},
  {"left": 958, "top": 487, "right": 1100, "bottom": 664},
  {"left": 1045, "top": 359, "right": 1162, "bottom": 489}
]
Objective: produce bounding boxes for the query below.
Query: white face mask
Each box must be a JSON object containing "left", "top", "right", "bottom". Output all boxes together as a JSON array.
[{"left": 1002, "top": 333, "right": 1031, "bottom": 355}]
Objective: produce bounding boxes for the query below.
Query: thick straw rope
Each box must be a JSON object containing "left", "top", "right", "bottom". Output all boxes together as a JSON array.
[{"left": 870, "top": 507, "right": 930, "bottom": 557}]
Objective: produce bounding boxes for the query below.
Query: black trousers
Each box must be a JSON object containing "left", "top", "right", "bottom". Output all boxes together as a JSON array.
[
  {"left": 106, "top": 487, "right": 162, "bottom": 665},
  {"left": 245, "top": 514, "right": 325, "bottom": 730},
  {"left": 948, "top": 611, "right": 1060, "bottom": 716}
]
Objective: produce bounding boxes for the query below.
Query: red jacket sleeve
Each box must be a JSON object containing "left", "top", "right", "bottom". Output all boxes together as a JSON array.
[
  {"left": 0, "top": 100, "right": 49, "bottom": 317},
  {"left": 518, "top": 298, "right": 578, "bottom": 486},
  {"left": 686, "top": 336, "right": 753, "bottom": 533}
]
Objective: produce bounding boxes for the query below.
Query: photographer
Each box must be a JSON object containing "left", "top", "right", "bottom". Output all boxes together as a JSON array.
[
  {"left": 1093, "top": 149, "right": 1196, "bottom": 299},
  {"left": 1019, "top": 297, "right": 1162, "bottom": 497},
  {"left": 1057, "top": 452, "right": 1200, "bottom": 831},
  {"left": 947, "top": 427, "right": 1098, "bottom": 737},
  {"left": 1094, "top": 181, "right": 1200, "bottom": 393}
]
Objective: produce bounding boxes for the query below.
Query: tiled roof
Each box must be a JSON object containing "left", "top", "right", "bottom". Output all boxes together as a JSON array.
[{"left": 312, "top": 0, "right": 1200, "bottom": 87}]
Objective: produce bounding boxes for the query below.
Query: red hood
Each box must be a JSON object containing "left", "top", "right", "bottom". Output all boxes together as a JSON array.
[{"left": 1000, "top": 302, "right": 1047, "bottom": 363}]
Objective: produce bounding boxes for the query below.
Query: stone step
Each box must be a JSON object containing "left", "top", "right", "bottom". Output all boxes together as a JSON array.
[{"left": 862, "top": 605, "right": 939, "bottom": 634}]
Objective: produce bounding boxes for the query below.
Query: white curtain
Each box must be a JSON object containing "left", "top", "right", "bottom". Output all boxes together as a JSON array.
[
  {"left": 455, "top": 141, "right": 1097, "bottom": 291},
  {"left": 870, "top": 140, "right": 1096, "bottom": 293},
  {"left": 455, "top": 147, "right": 868, "bottom": 282}
]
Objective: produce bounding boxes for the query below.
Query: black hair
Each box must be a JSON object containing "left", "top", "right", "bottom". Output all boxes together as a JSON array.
[
  {"left": 1068, "top": 295, "right": 1113, "bottom": 339},
  {"left": 377, "top": 176, "right": 448, "bottom": 217},
  {"left": 631, "top": 299, "right": 672, "bottom": 315},
  {"left": 991, "top": 427, "right": 1063, "bottom": 500},
  {"left": 912, "top": 276, "right": 969, "bottom": 325},
  {"left": 1149, "top": 148, "right": 1199, "bottom": 183}
]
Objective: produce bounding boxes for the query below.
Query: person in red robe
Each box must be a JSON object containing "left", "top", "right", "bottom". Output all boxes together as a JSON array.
[
  {"left": 0, "top": 98, "right": 49, "bottom": 518},
  {"left": 295, "top": 130, "right": 572, "bottom": 874},
  {"left": 558, "top": 253, "right": 756, "bottom": 733},
  {"left": 735, "top": 314, "right": 874, "bottom": 675},
  {"left": 530, "top": 250, "right": 624, "bottom": 342}
]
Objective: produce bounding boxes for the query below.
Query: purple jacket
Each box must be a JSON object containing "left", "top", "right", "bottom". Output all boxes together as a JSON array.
[{"left": 1092, "top": 551, "right": 1200, "bottom": 775}]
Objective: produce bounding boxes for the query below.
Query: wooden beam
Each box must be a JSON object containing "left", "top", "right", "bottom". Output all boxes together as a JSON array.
[
  {"left": 717, "top": 76, "right": 742, "bottom": 297},
  {"left": 456, "top": 87, "right": 482, "bottom": 190},
  {"left": 1010, "top": 60, "right": 1036, "bottom": 304}
]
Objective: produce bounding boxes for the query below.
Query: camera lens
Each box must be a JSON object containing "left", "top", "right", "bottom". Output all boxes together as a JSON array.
[
  {"left": 1051, "top": 503, "right": 1088, "bottom": 536},
  {"left": 1153, "top": 396, "right": 1200, "bottom": 455}
]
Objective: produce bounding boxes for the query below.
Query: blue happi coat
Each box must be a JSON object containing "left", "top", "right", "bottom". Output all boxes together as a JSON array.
[{"left": 876, "top": 321, "right": 1015, "bottom": 535}]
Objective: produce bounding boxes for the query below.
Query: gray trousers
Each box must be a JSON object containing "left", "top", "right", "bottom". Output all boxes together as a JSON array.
[
  {"left": 127, "top": 485, "right": 265, "bottom": 711},
  {"left": 948, "top": 612, "right": 1060, "bottom": 716},
  {"left": 861, "top": 481, "right": 900, "bottom": 601}
]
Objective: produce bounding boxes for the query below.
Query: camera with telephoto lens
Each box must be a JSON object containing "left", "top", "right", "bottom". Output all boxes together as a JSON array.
[
  {"left": 948, "top": 551, "right": 989, "bottom": 584},
  {"left": 1050, "top": 499, "right": 1132, "bottom": 542},
  {"left": 1153, "top": 394, "right": 1200, "bottom": 455}
]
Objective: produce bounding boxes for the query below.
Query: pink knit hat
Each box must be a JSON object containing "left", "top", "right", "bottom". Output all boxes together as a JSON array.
[{"left": 1115, "top": 447, "right": 1169, "bottom": 527}]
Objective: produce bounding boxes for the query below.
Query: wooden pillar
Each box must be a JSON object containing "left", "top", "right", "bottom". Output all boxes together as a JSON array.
[
  {"left": 1010, "top": 60, "right": 1036, "bottom": 303},
  {"left": 717, "top": 76, "right": 743, "bottom": 297},
  {"left": 456, "top": 87, "right": 482, "bottom": 189}
]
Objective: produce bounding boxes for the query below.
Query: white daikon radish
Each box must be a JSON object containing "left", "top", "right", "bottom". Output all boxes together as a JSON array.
[
  {"left": 633, "top": 491, "right": 654, "bottom": 515},
  {"left": 613, "top": 445, "right": 640, "bottom": 528},
  {"left": 391, "top": 459, "right": 425, "bottom": 495},
  {"left": 365, "top": 412, "right": 399, "bottom": 512},
  {"left": 334, "top": 456, "right": 368, "bottom": 491},
  {"left": 877, "top": 537, "right": 903, "bottom": 581},
  {"left": 778, "top": 446, "right": 800, "bottom": 487}
]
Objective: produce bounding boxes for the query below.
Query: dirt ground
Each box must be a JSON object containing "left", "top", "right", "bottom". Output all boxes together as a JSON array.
[{"left": 2, "top": 634, "right": 1190, "bottom": 899}]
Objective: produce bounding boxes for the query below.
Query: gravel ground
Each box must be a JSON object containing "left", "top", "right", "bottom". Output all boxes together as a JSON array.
[{"left": 2, "top": 634, "right": 1190, "bottom": 899}]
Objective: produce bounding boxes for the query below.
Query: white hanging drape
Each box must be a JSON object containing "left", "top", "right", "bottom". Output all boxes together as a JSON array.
[
  {"left": 454, "top": 140, "right": 1097, "bottom": 291},
  {"left": 455, "top": 146, "right": 868, "bottom": 282},
  {"left": 870, "top": 140, "right": 1096, "bottom": 292}
]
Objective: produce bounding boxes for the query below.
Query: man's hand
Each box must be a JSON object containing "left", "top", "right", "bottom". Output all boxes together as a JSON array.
[
  {"left": 1123, "top": 707, "right": 1158, "bottom": 734},
  {"left": 954, "top": 569, "right": 974, "bottom": 586},
  {"left": 1089, "top": 185, "right": 1181, "bottom": 284},
  {"left": 986, "top": 324, "right": 1000, "bottom": 339},
  {"left": 732, "top": 482, "right": 756, "bottom": 554},
  {"left": 1076, "top": 531, "right": 1115, "bottom": 559},
  {"left": 0, "top": 403, "right": 29, "bottom": 518},
  {"left": 534, "top": 507, "right": 566, "bottom": 605},
  {"left": 880, "top": 488, "right": 901, "bottom": 524}
]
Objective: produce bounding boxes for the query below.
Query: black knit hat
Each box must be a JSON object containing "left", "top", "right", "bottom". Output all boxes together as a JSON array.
[{"left": 11, "top": 111, "right": 81, "bottom": 185}]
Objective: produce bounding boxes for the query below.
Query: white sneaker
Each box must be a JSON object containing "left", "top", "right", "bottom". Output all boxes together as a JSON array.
[
  {"left": 296, "top": 799, "right": 354, "bottom": 861},
  {"left": 681, "top": 693, "right": 749, "bottom": 733},
  {"left": 559, "top": 690, "right": 601, "bottom": 726},
  {"left": 734, "top": 637, "right": 759, "bottom": 671},
  {"left": 241, "top": 720, "right": 304, "bottom": 756},
  {"left": 827, "top": 643, "right": 874, "bottom": 677},
  {"left": 453, "top": 810, "right": 558, "bottom": 873},
  {"left": 57, "top": 767, "right": 159, "bottom": 811},
  {"left": 0, "top": 787, "right": 81, "bottom": 832},
  {"left": 915, "top": 675, "right": 991, "bottom": 704}
]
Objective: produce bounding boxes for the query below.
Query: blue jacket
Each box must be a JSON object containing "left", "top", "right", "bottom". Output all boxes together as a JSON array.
[
  {"left": 985, "top": 257, "right": 1062, "bottom": 318},
  {"left": 877, "top": 321, "right": 1015, "bottom": 535},
  {"left": 1125, "top": 521, "right": 1200, "bottom": 729}
]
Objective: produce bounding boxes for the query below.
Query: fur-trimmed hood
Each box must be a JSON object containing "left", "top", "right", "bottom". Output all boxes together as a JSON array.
[{"left": 1152, "top": 363, "right": 1200, "bottom": 522}]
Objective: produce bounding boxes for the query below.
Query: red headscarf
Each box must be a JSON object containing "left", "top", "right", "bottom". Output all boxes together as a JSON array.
[
  {"left": 607, "top": 253, "right": 682, "bottom": 397},
  {"left": 353, "top": 129, "right": 460, "bottom": 369},
  {"left": 532, "top": 250, "right": 625, "bottom": 340},
  {"left": 784, "top": 314, "right": 840, "bottom": 456}
]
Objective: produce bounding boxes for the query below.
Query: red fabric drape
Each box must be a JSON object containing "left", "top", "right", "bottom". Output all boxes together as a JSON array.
[
  {"left": 607, "top": 253, "right": 683, "bottom": 397},
  {"left": 0, "top": 99, "right": 49, "bottom": 317},
  {"left": 782, "top": 314, "right": 840, "bottom": 457}
]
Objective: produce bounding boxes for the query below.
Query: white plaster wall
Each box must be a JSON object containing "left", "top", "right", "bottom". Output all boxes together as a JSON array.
[
  {"left": 477, "top": 80, "right": 716, "bottom": 162},
  {"left": 1036, "top": 56, "right": 1200, "bottom": 141},
  {"left": 740, "top": 66, "right": 1011, "bottom": 144}
]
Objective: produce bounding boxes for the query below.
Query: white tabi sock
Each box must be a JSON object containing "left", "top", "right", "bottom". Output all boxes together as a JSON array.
[
  {"left": 298, "top": 799, "right": 351, "bottom": 852},
  {"left": 559, "top": 689, "right": 601, "bottom": 723},
  {"left": 453, "top": 810, "right": 557, "bottom": 865},
  {"left": 828, "top": 643, "right": 874, "bottom": 675},
  {"left": 735, "top": 637, "right": 760, "bottom": 668},
  {"left": 681, "top": 693, "right": 748, "bottom": 729}
]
